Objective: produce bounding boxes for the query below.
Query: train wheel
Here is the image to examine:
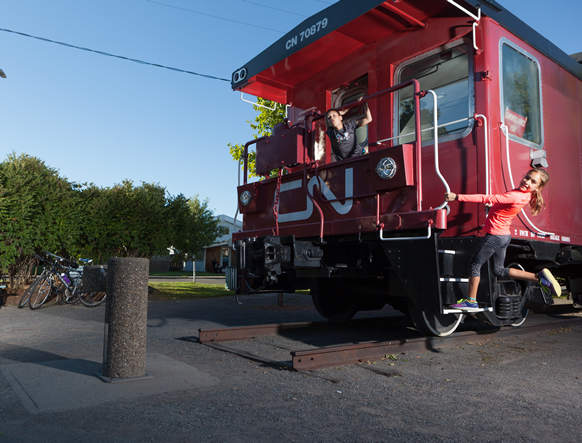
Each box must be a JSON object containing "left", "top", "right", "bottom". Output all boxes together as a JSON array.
[
  {"left": 510, "top": 309, "right": 529, "bottom": 327},
  {"left": 475, "top": 307, "right": 529, "bottom": 327},
  {"left": 408, "top": 301, "right": 463, "bottom": 337},
  {"left": 311, "top": 283, "right": 359, "bottom": 324}
]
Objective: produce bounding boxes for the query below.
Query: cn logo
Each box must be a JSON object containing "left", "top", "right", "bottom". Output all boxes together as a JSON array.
[{"left": 276, "top": 168, "right": 353, "bottom": 222}]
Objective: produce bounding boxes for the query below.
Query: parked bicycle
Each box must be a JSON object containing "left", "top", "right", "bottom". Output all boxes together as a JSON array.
[{"left": 22, "top": 252, "right": 107, "bottom": 310}]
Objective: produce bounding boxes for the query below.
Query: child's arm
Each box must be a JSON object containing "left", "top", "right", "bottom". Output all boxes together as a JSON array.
[
  {"left": 357, "top": 104, "right": 372, "bottom": 128},
  {"left": 445, "top": 191, "right": 529, "bottom": 205}
]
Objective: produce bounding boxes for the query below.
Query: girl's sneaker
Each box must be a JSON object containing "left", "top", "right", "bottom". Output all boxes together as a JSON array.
[
  {"left": 537, "top": 269, "right": 561, "bottom": 297},
  {"left": 448, "top": 299, "right": 478, "bottom": 311}
]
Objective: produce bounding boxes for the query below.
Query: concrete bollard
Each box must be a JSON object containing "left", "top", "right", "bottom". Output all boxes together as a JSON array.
[
  {"left": 99, "top": 257, "right": 151, "bottom": 382},
  {"left": 82, "top": 265, "right": 107, "bottom": 292}
]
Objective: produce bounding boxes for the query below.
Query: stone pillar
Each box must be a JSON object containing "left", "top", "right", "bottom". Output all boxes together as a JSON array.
[
  {"left": 82, "top": 265, "right": 107, "bottom": 292},
  {"left": 101, "top": 257, "right": 150, "bottom": 380}
]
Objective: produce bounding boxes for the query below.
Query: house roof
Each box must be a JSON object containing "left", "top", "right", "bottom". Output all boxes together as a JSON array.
[{"left": 216, "top": 214, "right": 242, "bottom": 228}]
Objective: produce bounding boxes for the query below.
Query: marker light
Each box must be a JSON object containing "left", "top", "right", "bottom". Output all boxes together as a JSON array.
[
  {"left": 233, "top": 68, "right": 247, "bottom": 84},
  {"left": 239, "top": 190, "right": 252, "bottom": 206},
  {"left": 375, "top": 157, "right": 397, "bottom": 180}
]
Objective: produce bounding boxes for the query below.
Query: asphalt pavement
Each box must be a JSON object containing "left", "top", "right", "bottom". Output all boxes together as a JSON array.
[{"left": 0, "top": 292, "right": 581, "bottom": 442}]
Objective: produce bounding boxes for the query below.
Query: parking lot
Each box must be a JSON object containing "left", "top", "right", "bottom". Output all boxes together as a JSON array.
[{"left": 1, "top": 293, "right": 581, "bottom": 442}]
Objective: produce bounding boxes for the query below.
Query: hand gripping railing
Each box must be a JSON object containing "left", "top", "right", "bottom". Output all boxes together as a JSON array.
[
  {"left": 304, "top": 80, "right": 424, "bottom": 242},
  {"left": 236, "top": 80, "right": 425, "bottom": 242}
]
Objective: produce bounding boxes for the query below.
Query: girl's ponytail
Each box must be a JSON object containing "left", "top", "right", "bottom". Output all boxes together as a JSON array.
[
  {"left": 528, "top": 168, "right": 549, "bottom": 216},
  {"left": 530, "top": 188, "right": 544, "bottom": 216}
]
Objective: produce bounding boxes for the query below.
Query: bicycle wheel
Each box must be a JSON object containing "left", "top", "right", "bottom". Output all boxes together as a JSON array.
[
  {"left": 18, "top": 278, "right": 40, "bottom": 308},
  {"left": 62, "top": 287, "right": 79, "bottom": 304},
  {"left": 78, "top": 291, "right": 106, "bottom": 307},
  {"left": 52, "top": 279, "right": 76, "bottom": 305},
  {"left": 29, "top": 274, "right": 53, "bottom": 310},
  {"left": 60, "top": 282, "right": 79, "bottom": 304}
]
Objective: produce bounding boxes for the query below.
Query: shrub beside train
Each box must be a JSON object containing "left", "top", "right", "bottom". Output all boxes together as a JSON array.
[{"left": 230, "top": 0, "right": 582, "bottom": 336}]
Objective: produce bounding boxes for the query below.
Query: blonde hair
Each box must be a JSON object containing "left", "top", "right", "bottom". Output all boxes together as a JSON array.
[{"left": 528, "top": 168, "right": 549, "bottom": 216}]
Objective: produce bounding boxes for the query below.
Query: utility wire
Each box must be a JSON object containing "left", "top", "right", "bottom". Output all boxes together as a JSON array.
[
  {"left": 147, "top": 0, "right": 285, "bottom": 33},
  {"left": 0, "top": 27, "right": 230, "bottom": 82},
  {"left": 240, "top": 0, "right": 309, "bottom": 17}
]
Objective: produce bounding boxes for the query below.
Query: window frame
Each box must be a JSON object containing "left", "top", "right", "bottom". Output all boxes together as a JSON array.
[
  {"left": 393, "top": 39, "right": 475, "bottom": 147},
  {"left": 499, "top": 37, "right": 544, "bottom": 150},
  {"left": 331, "top": 75, "right": 369, "bottom": 151}
]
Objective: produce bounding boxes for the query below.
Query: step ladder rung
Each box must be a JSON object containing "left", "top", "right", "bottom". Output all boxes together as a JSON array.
[{"left": 443, "top": 307, "right": 493, "bottom": 314}]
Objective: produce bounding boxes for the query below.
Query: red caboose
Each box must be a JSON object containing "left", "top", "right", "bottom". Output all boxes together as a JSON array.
[{"left": 231, "top": 0, "right": 582, "bottom": 335}]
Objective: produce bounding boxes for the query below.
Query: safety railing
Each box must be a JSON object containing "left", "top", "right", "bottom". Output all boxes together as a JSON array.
[
  {"left": 301, "top": 79, "right": 424, "bottom": 242},
  {"left": 237, "top": 80, "right": 492, "bottom": 242}
]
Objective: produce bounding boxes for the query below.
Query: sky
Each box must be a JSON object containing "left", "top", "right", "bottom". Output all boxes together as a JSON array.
[{"left": 1, "top": 0, "right": 580, "bottom": 218}]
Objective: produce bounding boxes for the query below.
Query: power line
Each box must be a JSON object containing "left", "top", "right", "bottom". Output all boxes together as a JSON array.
[
  {"left": 0, "top": 27, "right": 230, "bottom": 82},
  {"left": 147, "top": 0, "right": 285, "bottom": 33},
  {"left": 240, "top": 0, "right": 309, "bottom": 18}
]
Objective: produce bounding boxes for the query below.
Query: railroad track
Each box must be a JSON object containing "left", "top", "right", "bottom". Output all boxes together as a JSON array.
[{"left": 184, "top": 306, "right": 582, "bottom": 372}]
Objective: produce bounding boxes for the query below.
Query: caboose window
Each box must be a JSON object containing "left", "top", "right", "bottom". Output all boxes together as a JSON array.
[
  {"left": 331, "top": 75, "right": 369, "bottom": 152},
  {"left": 500, "top": 40, "right": 543, "bottom": 147},
  {"left": 395, "top": 43, "right": 473, "bottom": 145}
]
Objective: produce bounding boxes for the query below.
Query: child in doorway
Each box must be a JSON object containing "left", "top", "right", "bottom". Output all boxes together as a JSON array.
[
  {"left": 444, "top": 168, "right": 560, "bottom": 311},
  {"left": 325, "top": 100, "right": 372, "bottom": 161}
]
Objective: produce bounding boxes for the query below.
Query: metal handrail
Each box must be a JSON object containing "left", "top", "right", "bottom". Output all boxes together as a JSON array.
[
  {"left": 240, "top": 92, "right": 277, "bottom": 111},
  {"left": 380, "top": 225, "right": 432, "bottom": 242},
  {"left": 447, "top": 0, "right": 482, "bottom": 54},
  {"left": 425, "top": 90, "right": 451, "bottom": 210},
  {"left": 474, "top": 114, "right": 489, "bottom": 195},
  {"left": 237, "top": 80, "right": 425, "bottom": 240},
  {"left": 242, "top": 137, "right": 266, "bottom": 185},
  {"left": 304, "top": 79, "right": 424, "bottom": 241},
  {"left": 375, "top": 116, "right": 471, "bottom": 145}
]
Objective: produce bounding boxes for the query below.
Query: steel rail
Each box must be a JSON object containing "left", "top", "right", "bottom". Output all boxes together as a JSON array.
[
  {"left": 291, "top": 317, "right": 582, "bottom": 371},
  {"left": 196, "top": 312, "right": 582, "bottom": 372},
  {"left": 199, "top": 321, "right": 329, "bottom": 343}
]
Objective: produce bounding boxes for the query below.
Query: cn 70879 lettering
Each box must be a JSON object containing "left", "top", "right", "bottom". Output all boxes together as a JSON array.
[{"left": 230, "top": 0, "right": 582, "bottom": 336}]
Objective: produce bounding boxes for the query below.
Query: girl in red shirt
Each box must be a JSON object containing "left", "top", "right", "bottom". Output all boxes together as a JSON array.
[{"left": 444, "top": 168, "right": 560, "bottom": 311}]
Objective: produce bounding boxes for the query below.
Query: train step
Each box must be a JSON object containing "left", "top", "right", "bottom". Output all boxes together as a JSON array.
[{"left": 442, "top": 306, "right": 494, "bottom": 314}]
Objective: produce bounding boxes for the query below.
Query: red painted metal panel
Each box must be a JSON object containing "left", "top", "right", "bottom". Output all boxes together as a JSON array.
[
  {"left": 368, "top": 144, "right": 414, "bottom": 192},
  {"left": 237, "top": 183, "right": 262, "bottom": 215},
  {"left": 475, "top": 19, "right": 582, "bottom": 246},
  {"left": 236, "top": 7, "right": 582, "bottom": 248},
  {"left": 256, "top": 124, "right": 306, "bottom": 175}
]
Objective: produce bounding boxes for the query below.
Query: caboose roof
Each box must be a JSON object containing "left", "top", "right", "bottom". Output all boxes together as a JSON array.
[{"left": 231, "top": 0, "right": 582, "bottom": 103}]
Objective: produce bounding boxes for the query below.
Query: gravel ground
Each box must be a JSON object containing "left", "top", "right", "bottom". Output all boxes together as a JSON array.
[{"left": 0, "top": 293, "right": 581, "bottom": 442}]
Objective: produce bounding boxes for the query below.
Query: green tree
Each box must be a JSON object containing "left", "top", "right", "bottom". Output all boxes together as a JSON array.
[
  {"left": 77, "top": 180, "right": 170, "bottom": 261},
  {"left": 77, "top": 184, "right": 220, "bottom": 264},
  {"left": 167, "top": 195, "right": 220, "bottom": 265},
  {"left": 228, "top": 97, "right": 286, "bottom": 178},
  {"left": 0, "top": 153, "right": 82, "bottom": 288}
]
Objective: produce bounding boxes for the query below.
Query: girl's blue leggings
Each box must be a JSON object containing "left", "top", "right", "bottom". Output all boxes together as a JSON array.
[{"left": 469, "top": 234, "right": 512, "bottom": 278}]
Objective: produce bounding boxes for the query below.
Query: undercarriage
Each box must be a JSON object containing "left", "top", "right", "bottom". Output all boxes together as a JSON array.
[{"left": 235, "top": 232, "right": 578, "bottom": 336}]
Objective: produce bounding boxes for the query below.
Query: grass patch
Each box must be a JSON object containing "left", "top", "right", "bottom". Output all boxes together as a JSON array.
[
  {"left": 149, "top": 282, "right": 233, "bottom": 300},
  {"left": 149, "top": 271, "right": 218, "bottom": 277}
]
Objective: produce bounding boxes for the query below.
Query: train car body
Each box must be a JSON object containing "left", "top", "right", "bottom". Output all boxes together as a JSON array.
[{"left": 231, "top": 0, "right": 582, "bottom": 336}]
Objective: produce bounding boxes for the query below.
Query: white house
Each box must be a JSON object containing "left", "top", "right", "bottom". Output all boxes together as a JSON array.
[{"left": 183, "top": 214, "right": 242, "bottom": 273}]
